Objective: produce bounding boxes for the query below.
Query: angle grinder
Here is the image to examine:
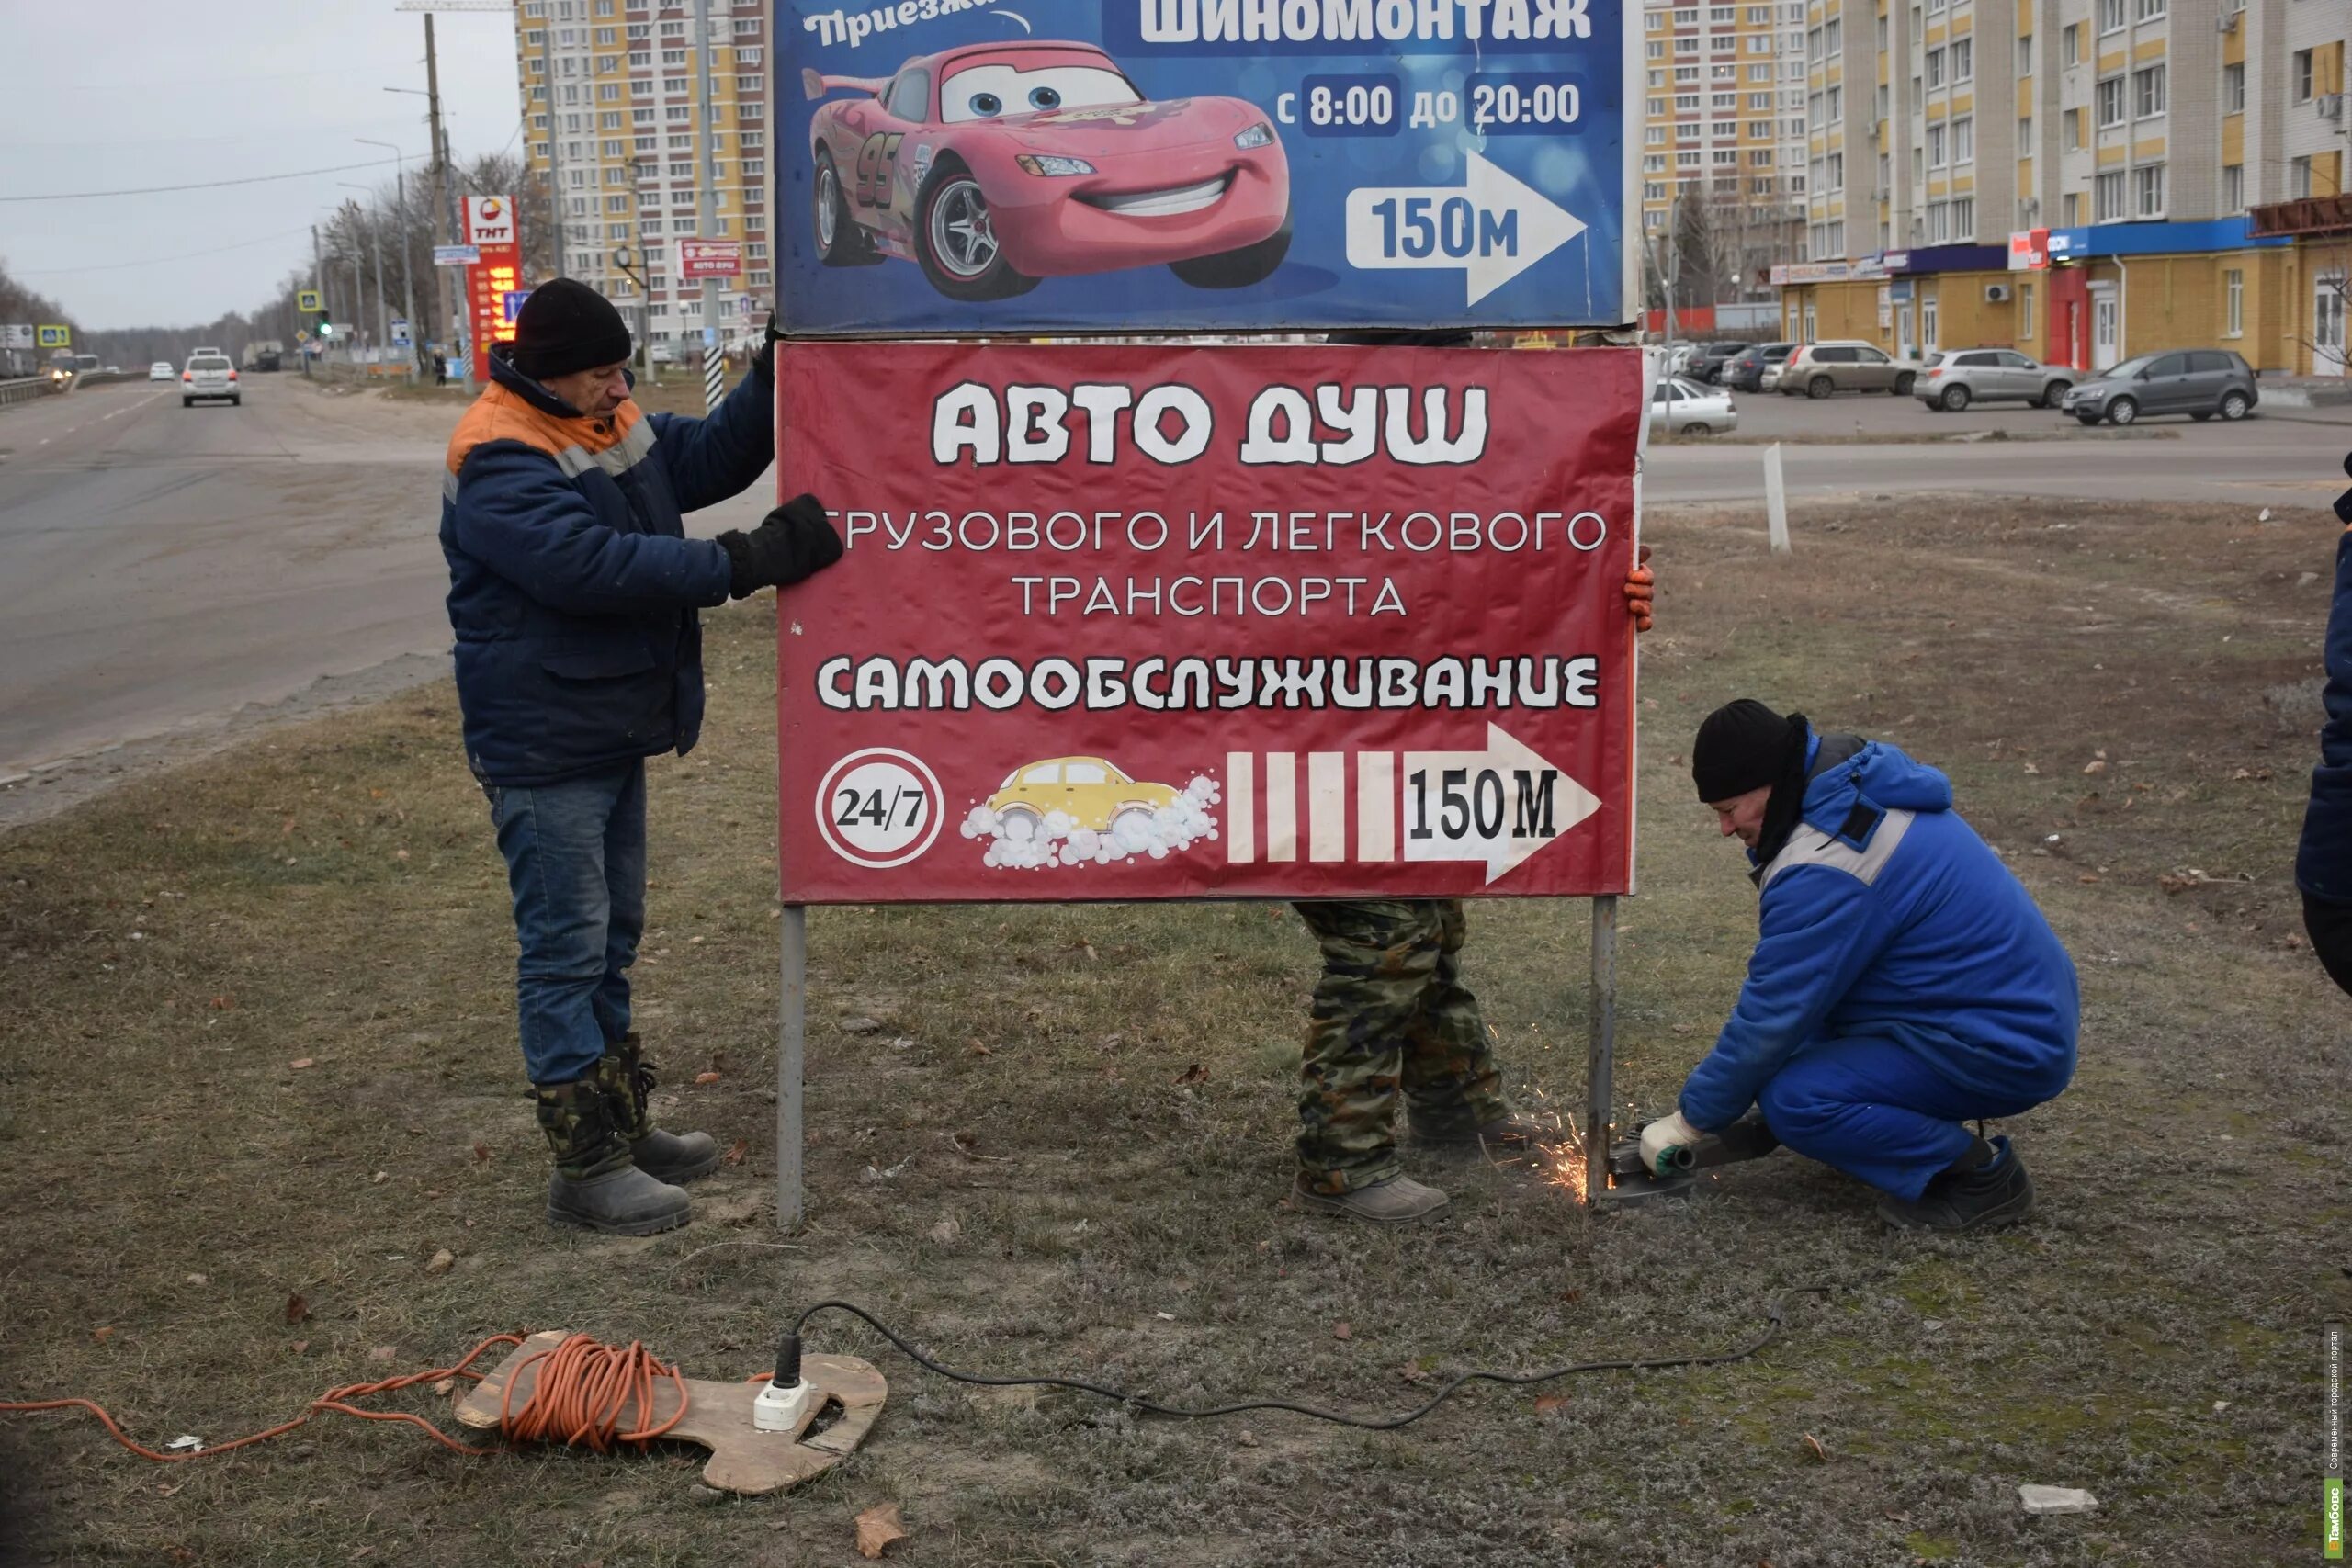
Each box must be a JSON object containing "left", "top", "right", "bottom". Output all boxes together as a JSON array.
[{"left": 1602, "top": 1111, "right": 1783, "bottom": 1205}]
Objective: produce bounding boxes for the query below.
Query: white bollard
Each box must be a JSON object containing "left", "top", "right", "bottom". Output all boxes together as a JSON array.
[{"left": 1764, "top": 443, "right": 1792, "bottom": 555}]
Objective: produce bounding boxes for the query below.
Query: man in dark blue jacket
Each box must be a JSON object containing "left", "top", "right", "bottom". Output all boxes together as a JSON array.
[
  {"left": 440, "top": 280, "right": 840, "bottom": 1235},
  {"left": 2297, "top": 455, "right": 2352, "bottom": 995},
  {"left": 1641, "top": 702, "right": 2079, "bottom": 1232}
]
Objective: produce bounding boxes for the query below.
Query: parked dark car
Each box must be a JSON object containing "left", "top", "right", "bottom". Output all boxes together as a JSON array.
[
  {"left": 2061, "top": 349, "right": 2257, "bottom": 426},
  {"left": 1724, "top": 341, "right": 1798, "bottom": 392},
  {"left": 1686, "top": 341, "right": 1748, "bottom": 383}
]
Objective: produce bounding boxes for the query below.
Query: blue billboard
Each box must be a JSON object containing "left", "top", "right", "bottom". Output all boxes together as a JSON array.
[{"left": 772, "top": 0, "right": 1634, "bottom": 333}]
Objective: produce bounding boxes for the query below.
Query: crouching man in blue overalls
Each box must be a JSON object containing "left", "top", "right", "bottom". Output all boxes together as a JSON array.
[{"left": 1641, "top": 702, "right": 2079, "bottom": 1232}]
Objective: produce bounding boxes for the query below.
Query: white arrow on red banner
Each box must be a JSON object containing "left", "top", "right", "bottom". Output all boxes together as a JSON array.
[
  {"left": 1224, "top": 724, "right": 1600, "bottom": 886},
  {"left": 1401, "top": 722, "right": 1600, "bottom": 885}
]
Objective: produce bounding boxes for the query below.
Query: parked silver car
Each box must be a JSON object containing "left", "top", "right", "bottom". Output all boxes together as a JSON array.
[
  {"left": 2061, "top": 349, "right": 2258, "bottom": 425},
  {"left": 1917, "top": 348, "right": 2076, "bottom": 412},
  {"left": 1776, "top": 340, "right": 1921, "bottom": 398},
  {"left": 1649, "top": 376, "right": 1737, "bottom": 436}
]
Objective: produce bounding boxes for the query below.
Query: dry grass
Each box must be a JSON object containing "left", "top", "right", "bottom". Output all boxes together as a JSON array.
[{"left": 1, "top": 495, "right": 2345, "bottom": 1565}]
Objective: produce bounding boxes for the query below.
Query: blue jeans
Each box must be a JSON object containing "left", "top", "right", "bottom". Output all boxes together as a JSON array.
[
  {"left": 1755, "top": 1035, "right": 2049, "bottom": 1202},
  {"left": 484, "top": 760, "right": 646, "bottom": 1085}
]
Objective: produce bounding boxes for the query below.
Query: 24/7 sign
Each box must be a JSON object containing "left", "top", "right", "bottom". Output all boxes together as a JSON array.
[{"left": 774, "top": 341, "right": 1639, "bottom": 904}]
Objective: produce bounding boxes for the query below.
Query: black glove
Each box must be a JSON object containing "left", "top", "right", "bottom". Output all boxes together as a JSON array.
[
  {"left": 751, "top": 309, "right": 784, "bottom": 380},
  {"left": 717, "top": 493, "right": 842, "bottom": 598}
]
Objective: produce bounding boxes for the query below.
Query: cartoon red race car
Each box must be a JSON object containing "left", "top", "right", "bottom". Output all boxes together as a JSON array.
[{"left": 803, "top": 40, "right": 1291, "bottom": 300}]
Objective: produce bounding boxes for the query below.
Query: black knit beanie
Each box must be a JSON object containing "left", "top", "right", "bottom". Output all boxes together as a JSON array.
[
  {"left": 511, "top": 278, "right": 632, "bottom": 381},
  {"left": 1692, "top": 699, "right": 1795, "bottom": 801}
]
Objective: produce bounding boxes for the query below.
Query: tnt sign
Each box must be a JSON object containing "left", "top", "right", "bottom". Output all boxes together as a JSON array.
[
  {"left": 464, "top": 195, "right": 517, "bottom": 248},
  {"left": 775, "top": 341, "right": 1640, "bottom": 904}
]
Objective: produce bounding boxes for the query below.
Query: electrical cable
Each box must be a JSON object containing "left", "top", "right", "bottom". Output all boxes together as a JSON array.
[
  {"left": 0, "top": 1334, "right": 525, "bottom": 1461},
  {"left": 16, "top": 227, "right": 318, "bottom": 276},
  {"left": 1, "top": 158, "right": 403, "bottom": 205},
  {"left": 0, "top": 1334, "right": 695, "bottom": 1463},
  {"left": 786, "top": 1286, "right": 1830, "bottom": 1431},
  {"left": 1, "top": 1290, "right": 1831, "bottom": 1463}
]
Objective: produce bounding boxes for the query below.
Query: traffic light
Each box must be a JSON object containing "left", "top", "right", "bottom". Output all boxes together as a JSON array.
[{"left": 316, "top": 315, "right": 334, "bottom": 340}]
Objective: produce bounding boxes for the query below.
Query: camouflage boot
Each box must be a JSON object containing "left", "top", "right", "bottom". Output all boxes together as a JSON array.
[
  {"left": 596, "top": 1034, "right": 720, "bottom": 1184},
  {"left": 534, "top": 1077, "right": 692, "bottom": 1235}
]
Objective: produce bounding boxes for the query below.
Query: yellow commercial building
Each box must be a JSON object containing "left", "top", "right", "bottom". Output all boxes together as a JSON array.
[
  {"left": 1776, "top": 0, "right": 2348, "bottom": 377},
  {"left": 515, "top": 0, "right": 773, "bottom": 359}
]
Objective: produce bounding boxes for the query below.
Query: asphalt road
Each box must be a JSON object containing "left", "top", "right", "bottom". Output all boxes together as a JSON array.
[
  {"left": 0, "top": 369, "right": 2342, "bottom": 795},
  {"left": 0, "top": 374, "right": 774, "bottom": 783},
  {"left": 1645, "top": 390, "right": 2350, "bottom": 511}
]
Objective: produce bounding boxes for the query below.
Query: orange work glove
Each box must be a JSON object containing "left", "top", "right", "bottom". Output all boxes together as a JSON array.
[{"left": 1623, "top": 542, "right": 1655, "bottom": 633}]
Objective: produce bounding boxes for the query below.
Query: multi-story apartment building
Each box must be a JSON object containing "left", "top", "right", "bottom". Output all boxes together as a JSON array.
[
  {"left": 515, "top": 0, "right": 772, "bottom": 360},
  {"left": 1639, "top": 0, "right": 1811, "bottom": 299},
  {"left": 1774, "top": 0, "right": 2351, "bottom": 376}
]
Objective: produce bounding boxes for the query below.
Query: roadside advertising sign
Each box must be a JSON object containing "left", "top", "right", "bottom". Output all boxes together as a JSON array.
[
  {"left": 775, "top": 340, "right": 1640, "bottom": 904},
  {"left": 771, "top": 0, "right": 1634, "bottom": 333},
  {"left": 2007, "top": 229, "right": 2050, "bottom": 271},
  {"left": 467, "top": 244, "right": 523, "bottom": 384},
  {"left": 434, "top": 243, "right": 482, "bottom": 267},
  {"left": 2, "top": 325, "right": 32, "bottom": 348},
  {"left": 463, "top": 195, "right": 517, "bottom": 249},
  {"left": 36, "top": 324, "right": 70, "bottom": 348},
  {"left": 677, "top": 238, "right": 743, "bottom": 280}
]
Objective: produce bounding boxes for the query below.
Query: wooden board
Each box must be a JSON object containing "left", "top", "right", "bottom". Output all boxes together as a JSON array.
[{"left": 454, "top": 1331, "right": 888, "bottom": 1495}]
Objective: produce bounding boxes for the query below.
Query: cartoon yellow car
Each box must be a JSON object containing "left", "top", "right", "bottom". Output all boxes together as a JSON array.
[{"left": 986, "top": 756, "right": 1182, "bottom": 834}]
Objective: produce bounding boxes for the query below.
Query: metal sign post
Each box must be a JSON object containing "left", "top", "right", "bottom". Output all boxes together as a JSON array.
[
  {"left": 1583, "top": 894, "right": 1617, "bottom": 1203},
  {"left": 778, "top": 906, "right": 807, "bottom": 1230}
]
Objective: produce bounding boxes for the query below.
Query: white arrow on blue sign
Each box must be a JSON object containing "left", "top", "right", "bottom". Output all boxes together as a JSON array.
[{"left": 1343, "top": 152, "right": 1588, "bottom": 308}]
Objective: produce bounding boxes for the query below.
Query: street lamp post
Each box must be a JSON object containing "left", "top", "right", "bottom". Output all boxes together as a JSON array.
[
  {"left": 339, "top": 186, "right": 391, "bottom": 374},
  {"left": 387, "top": 77, "right": 459, "bottom": 364},
  {"left": 358, "top": 139, "right": 422, "bottom": 382}
]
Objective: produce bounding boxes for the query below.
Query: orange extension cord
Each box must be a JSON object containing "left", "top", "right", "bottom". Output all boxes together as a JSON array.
[{"left": 0, "top": 1334, "right": 691, "bottom": 1462}]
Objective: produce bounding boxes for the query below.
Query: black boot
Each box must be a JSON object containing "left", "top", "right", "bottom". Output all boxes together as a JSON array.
[
  {"left": 1877, "top": 1136, "right": 2035, "bottom": 1233},
  {"left": 597, "top": 1033, "right": 720, "bottom": 1184},
  {"left": 534, "top": 1077, "right": 692, "bottom": 1235}
]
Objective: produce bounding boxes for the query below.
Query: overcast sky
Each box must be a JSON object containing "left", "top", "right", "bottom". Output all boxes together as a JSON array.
[{"left": 5, "top": 0, "right": 523, "bottom": 330}]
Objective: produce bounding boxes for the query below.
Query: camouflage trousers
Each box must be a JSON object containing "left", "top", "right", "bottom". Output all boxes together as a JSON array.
[{"left": 1292, "top": 899, "right": 1510, "bottom": 1194}]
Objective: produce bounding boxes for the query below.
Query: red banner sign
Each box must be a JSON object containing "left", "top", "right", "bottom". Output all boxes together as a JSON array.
[
  {"left": 775, "top": 342, "right": 1640, "bottom": 904},
  {"left": 467, "top": 243, "right": 522, "bottom": 384},
  {"left": 677, "top": 239, "right": 741, "bottom": 281}
]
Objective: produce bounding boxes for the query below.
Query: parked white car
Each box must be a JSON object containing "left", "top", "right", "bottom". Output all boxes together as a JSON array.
[{"left": 1649, "top": 376, "right": 1737, "bottom": 436}]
